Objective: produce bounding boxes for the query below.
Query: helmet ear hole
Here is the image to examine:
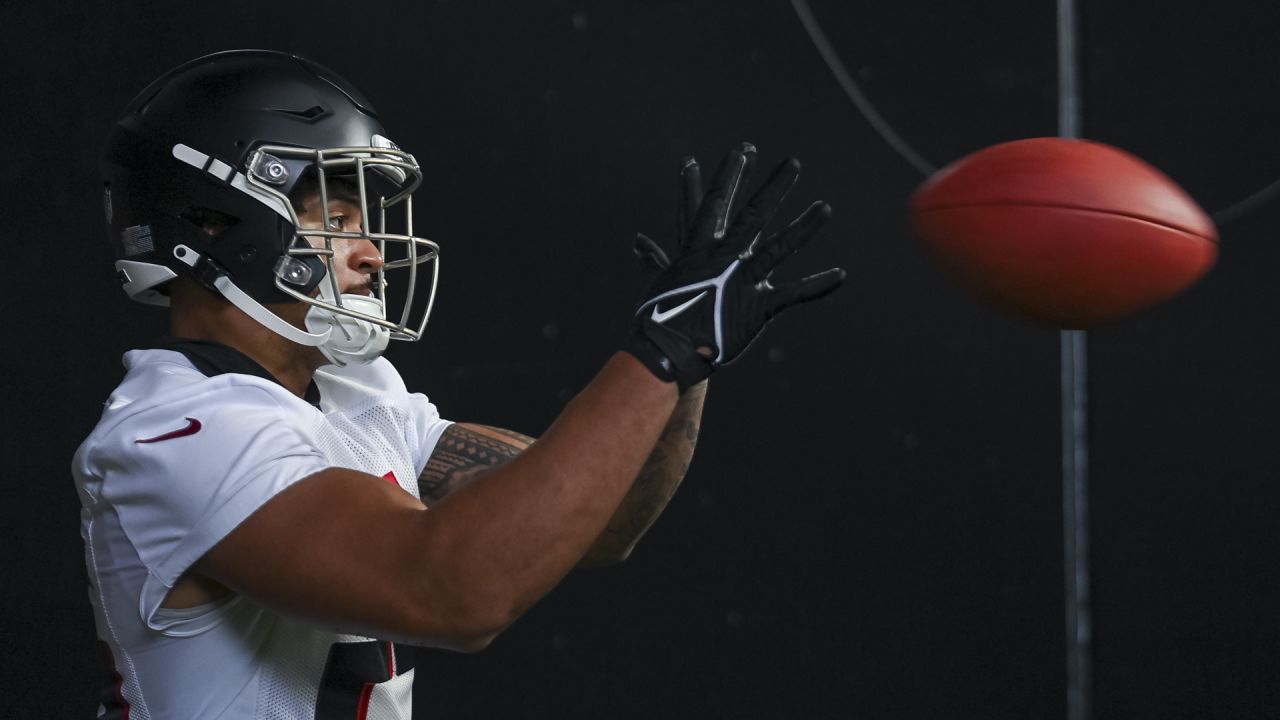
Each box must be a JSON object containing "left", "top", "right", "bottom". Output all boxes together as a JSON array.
[{"left": 178, "top": 206, "right": 239, "bottom": 238}]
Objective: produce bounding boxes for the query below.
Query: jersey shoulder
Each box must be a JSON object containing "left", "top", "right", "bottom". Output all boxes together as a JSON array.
[
  {"left": 73, "top": 349, "right": 331, "bottom": 635},
  {"left": 75, "top": 349, "right": 320, "bottom": 475}
]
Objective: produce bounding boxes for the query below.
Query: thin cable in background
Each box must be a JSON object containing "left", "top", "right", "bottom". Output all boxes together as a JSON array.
[
  {"left": 1211, "top": 176, "right": 1280, "bottom": 225},
  {"left": 791, "top": 0, "right": 1275, "bottom": 226},
  {"left": 789, "top": 0, "right": 936, "bottom": 177}
]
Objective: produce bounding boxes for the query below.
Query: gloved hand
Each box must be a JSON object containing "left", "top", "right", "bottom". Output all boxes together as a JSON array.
[{"left": 625, "top": 143, "right": 846, "bottom": 391}]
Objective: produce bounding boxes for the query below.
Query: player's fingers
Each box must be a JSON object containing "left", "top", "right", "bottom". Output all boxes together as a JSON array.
[
  {"left": 764, "top": 267, "right": 847, "bottom": 316},
  {"left": 692, "top": 143, "right": 756, "bottom": 246},
  {"left": 677, "top": 156, "right": 702, "bottom": 250},
  {"left": 743, "top": 201, "right": 832, "bottom": 281},
  {"left": 729, "top": 158, "right": 801, "bottom": 247},
  {"left": 633, "top": 233, "right": 672, "bottom": 271}
]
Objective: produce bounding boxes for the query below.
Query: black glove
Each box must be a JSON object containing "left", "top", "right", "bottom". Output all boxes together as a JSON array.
[{"left": 625, "top": 143, "right": 846, "bottom": 391}]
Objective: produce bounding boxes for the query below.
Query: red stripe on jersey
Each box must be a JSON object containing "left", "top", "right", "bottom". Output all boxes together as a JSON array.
[
  {"left": 356, "top": 682, "right": 375, "bottom": 720},
  {"left": 381, "top": 471, "right": 398, "bottom": 486},
  {"left": 98, "top": 641, "right": 131, "bottom": 720},
  {"left": 387, "top": 641, "right": 396, "bottom": 677}
]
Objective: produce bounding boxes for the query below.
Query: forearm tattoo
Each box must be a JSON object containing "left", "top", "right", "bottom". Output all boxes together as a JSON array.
[
  {"left": 591, "top": 381, "right": 707, "bottom": 560},
  {"left": 418, "top": 424, "right": 533, "bottom": 503}
]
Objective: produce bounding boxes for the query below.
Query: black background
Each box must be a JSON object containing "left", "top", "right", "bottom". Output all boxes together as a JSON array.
[{"left": 4, "top": 1, "right": 1280, "bottom": 718}]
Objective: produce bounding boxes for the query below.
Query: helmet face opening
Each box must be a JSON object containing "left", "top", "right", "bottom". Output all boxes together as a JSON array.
[
  {"left": 102, "top": 50, "right": 441, "bottom": 348},
  {"left": 250, "top": 143, "right": 440, "bottom": 342}
]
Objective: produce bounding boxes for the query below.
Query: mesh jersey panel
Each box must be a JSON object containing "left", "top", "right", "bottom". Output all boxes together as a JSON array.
[
  {"left": 311, "top": 396, "right": 422, "bottom": 496},
  {"left": 255, "top": 619, "right": 339, "bottom": 720}
]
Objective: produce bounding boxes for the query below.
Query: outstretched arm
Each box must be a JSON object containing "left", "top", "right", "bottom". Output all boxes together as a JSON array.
[
  {"left": 579, "top": 379, "right": 705, "bottom": 566},
  {"left": 417, "top": 379, "right": 707, "bottom": 567},
  {"left": 202, "top": 353, "right": 678, "bottom": 651}
]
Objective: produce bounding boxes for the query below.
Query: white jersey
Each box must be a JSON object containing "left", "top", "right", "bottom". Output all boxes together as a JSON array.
[{"left": 72, "top": 342, "right": 452, "bottom": 719}]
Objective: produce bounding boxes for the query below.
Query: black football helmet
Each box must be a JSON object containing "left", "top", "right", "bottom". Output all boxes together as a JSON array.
[{"left": 101, "top": 49, "right": 438, "bottom": 364}]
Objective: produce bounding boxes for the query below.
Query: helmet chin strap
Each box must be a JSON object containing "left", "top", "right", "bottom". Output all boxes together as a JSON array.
[
  {"left": 304, "top": 279, "right": 391, "bottom": 368},
  {"left": 173, "top": 244, "right": 389, "bottom": 366},
  {"left": 173, "top": 244, "right": 330, "bottom": 347}
]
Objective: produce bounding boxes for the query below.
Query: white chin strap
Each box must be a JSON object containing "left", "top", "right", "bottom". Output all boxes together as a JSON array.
[
  {"left": 305, "top": 292, "right": 391, "bottom": 367},
  {"left": 212, "top": 274, "right": 331, "bottom": 347},
  {"left": 173, "top": 245, "right": 388, "bottom": 367}
]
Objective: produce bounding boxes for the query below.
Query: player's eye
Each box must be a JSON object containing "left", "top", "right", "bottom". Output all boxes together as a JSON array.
[{"left": 326, "top": 215, "right": 347, "bottom": 231}]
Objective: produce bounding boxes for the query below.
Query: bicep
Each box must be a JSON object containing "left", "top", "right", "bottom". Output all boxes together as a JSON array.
[
  {"left": 418, "top": 423, "right": 535, "bottom": 503},
  {"left": 196, "top": 467, "right": 441, "bottom": 642}
]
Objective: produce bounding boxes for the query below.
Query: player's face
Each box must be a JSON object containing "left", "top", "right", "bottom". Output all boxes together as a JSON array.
[{"left": 294, "top": 193, "right": 384, "bottom": 296}]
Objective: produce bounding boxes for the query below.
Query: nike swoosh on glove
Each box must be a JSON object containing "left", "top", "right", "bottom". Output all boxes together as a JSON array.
[{"left": 625, "top": 142, "right": 846, "bottom": 391}]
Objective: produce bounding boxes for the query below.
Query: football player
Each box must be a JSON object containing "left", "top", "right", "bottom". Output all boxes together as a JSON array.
[{"left": 74, "top": 50, "right": 844, "bottom": 719}]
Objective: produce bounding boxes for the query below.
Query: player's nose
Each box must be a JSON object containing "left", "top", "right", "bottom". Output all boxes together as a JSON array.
[{"left": 349, "top": 238, "right": 384, "bottom": 274}]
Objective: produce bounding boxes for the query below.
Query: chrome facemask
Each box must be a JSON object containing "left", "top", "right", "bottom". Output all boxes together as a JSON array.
[{"left": 244, "top": 141, "right": 440, "bottom": 346}]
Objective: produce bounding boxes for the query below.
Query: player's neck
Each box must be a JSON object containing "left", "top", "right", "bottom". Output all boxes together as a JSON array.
[{"left": 169, "top": 284, "right": 322, "bottom": 398}]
